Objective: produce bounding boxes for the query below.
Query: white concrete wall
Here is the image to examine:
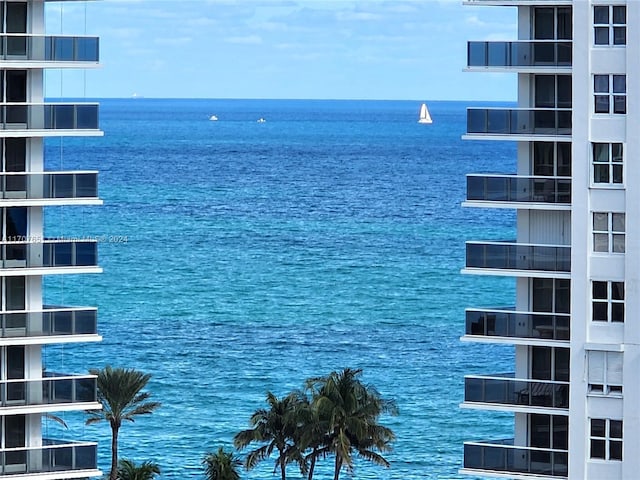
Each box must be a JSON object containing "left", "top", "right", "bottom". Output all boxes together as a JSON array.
[
  {"left": 569, "top": 2, "right": 590, "bottom": 478},
  {"left": 621, "top": 1, "right": 640, "bottom": 478}
]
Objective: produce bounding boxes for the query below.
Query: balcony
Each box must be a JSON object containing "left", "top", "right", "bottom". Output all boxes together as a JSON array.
[
  {"left": 463, "top": 440, "right": 567, "bottom": 478},
  {"left": 0, "top": 103, "right": 100, "bottom": 135},
  {"left": 0, "top": 172, "right": 99, "bottom": 206},
  {"left": 466, "top": 308, "right": 570, "bottom": 341},
  {"left": 0, "top": 439, "right": 98, "bottom": 477},
  {"left": 464, "top": 374, "right": 569, "bottom": 409},
  {"left": 466, "top": 108, "right": 571, "bottom": 139},
  {"left": 468, "top": 41, "right": 571, "bottom": 69},
  {"left": 466, "top": 175, "right": 571, "bottom": 206},
  {"left": 0, "top": 240, "right": 98, "bottom": 274},
  {"left": 0, "top": 35, "right": 98, "bottom": 64},
  {"left": 0, "top": 307, "right": 97, "bottom": 342},
  {"left": 465, "top": 242, "right": 570, "bottom": 274},
  {"left": 0, "top": 374, "right": 97, "bottom": 411}
]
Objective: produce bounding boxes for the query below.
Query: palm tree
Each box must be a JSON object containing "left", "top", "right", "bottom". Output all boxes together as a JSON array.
[
  {"left": 116, "top": 459, "right": 160, "bottom": 480},
  {"left": 305, "top": 368, "right": 398, "bottom": 480},
  {"left": 85, "top": 366, "right": 161, "bottom": 480},
  {"left": 202, "top": 447, "right": 242, "bottom": 480},
  {"left": 233, "top": 391, "right": 302, "bottom": 480},
  {"left": 289, "top": 392, "right": 328, "bottom": 480}
]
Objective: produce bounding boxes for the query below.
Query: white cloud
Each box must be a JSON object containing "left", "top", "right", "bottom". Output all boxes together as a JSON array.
[
  {"left": 224, "top": 35, "right": 263, "bottom": 45},
  {"left": 336, "top": 11, "right": 384, "bottom": 22}
]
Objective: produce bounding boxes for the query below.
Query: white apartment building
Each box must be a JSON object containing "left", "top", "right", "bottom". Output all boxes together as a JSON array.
[
  {"left": 461, "top": 1, "right": 636, "bottom": 478},
  {"left": 0, "top": 1, "right": 103, "bottom": 478}
]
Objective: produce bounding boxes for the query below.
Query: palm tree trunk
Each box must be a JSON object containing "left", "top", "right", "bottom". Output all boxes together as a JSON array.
[
  {"left": 110, "top": 423, "right": 119, "bottom": 480},
  {"left": 333, "top": 455, "right": 342, "bottom": 480},
  {"left": 280, "top": 455, "right": 286, "bottom": 480},
  {"left": 307, "top": 452, "right": 317, "bottom": 480}
]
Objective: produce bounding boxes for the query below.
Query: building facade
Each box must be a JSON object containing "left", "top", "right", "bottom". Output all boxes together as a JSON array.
[
  {"left": 461, "top": 1, "right": 636, "bottom": 478},
  {"left": 0, "top": 0, "right": 102, "bottom": 478}
]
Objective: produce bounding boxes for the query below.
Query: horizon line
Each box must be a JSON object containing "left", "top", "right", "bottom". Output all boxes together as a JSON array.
[{"left": 44, "top": 96, "right": 516, "bottom": 103}]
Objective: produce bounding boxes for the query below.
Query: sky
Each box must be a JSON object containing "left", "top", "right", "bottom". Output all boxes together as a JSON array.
[{"left": 44, "top": 0, "right": 518, "bottom": 101}]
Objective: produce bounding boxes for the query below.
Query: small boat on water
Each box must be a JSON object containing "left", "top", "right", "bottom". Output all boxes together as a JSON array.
[
  {"left": 257, "top": 118, "right": 266, "bottom": 123},
  {"left": 418, "top": 103, "right": 432, "bottom": 124},
  {"left": 209, "top": 115, "right": 218, "bottom": 121}
]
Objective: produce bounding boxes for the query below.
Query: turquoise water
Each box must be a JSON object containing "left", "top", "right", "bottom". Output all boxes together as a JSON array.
[{"left": 43, "top": 99, "right": 516, "bottom": 479}]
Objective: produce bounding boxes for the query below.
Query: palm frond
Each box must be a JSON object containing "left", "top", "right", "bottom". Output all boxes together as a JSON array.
[
  {"left": 203, "top": 447, "right": 241, "bottom": 480},
  {"left": 116, "top": 458, "right": 160, "bottom": 480},
  {"left": 244, "top": 445, "right": 271, "bottom": 470},
  {"left": 355, "top": 449, "right": 391, "bottom": 468}
]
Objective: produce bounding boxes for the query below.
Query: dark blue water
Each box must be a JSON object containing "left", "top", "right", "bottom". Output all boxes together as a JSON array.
[{"left": 42, "top": 99, "right": 516, "bottom": 479}]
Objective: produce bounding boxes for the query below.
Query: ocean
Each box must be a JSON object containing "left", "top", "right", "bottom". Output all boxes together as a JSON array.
[{"left": 43, "top": 99, "right": 517, "bottom": 479}]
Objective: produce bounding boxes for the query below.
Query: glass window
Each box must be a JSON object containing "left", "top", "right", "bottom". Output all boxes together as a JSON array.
[
  {"left": 531, "top": 346, "right": 569, "bottom": 381},
  {"left": 594, "top": 5, "right": 626, "bottom": 46},
  {"left": 532, "top": 346, "right": 552, "bottom": 380},
  {"left": 533, "top": 142, "right": 571, "bottom": 177},
  {"left": 4, "top": 138, "right": 25, "bottom": 172},
  {"left": 4, "top": 414, "right": 25, "bottom": 449},
  {"left": 592, "top": 143, "right": 623, "bottom": 185},
  {"left": 613, "top": 75, "right": 626, "bottom": 93},
  {"left": 535, "top": 7, "right": 572, "bottom": 40},
  {"left": 554, "top": 348, "right": 569, "bottom": 381},
  {"left": 555, "top": 279, "right": 570, "bottom": 314},
  {"left": 557, "top": 143, "right": 571, "bottom": 176},
  {"left": 612, "top": 213, "right": 625, "bottom": 253},
  {"left": 533, "top": 143, "right": 554, "bottom": 176},
  {"left": 532, "top": 278, "right": 571, "bottom": 314},
  {"left": 590, "top": 418, "right": 623, "bottom": 461},
  {"left": 535, "top": 76, "right": 556, "bottom": 108},
  {"left": 531, "top": 414, "right": 551, "bottom": 448},
  {"left": 592, "top": 281, "right": 624, "bottom": 322},
  {"left": 557, "top": 76, "right": 572, "bottom": 108},
  {"left": 3, "top": 207, "right": 26, "bottom": 241},
  {"left": 613, "top": 75, "right": 626, "bottom": 114},
  {"left": 535, "top": 75, "right": 572, "bottom": 109},
  {"left": 5, "top": 277, "right": 24, "bottom": 311},
  {"left": 530, "top": 414, "right": 568, "bottom": 450},
  {"left": 554, "top": 416, "right": 568, "bottom": 450},
  {"left": 594, "top": 74, "right": 626, "bottom": 114},
  {"left": 534, "top": 8, "right": 555, "bottom": 40},
  {"left": 594, "top": 6, "right": 609, "bottom": 24},
  {"left": 594, "top": 75, "right": 609, "bottom": 92},
  {"left": 593, "top": 212, "right": 625, "bottom": 253}
]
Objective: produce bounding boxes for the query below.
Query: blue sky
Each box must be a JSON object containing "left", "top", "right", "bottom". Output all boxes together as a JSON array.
[{"left": 45, "top": 0, "right": 518, "bottom": 101}]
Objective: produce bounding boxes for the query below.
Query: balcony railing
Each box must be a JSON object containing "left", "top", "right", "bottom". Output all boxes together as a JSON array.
[
  {"left": 466, "top": 308, "right": 570, "bottom": 341},
  {"left": 467, "top": 108, "right": 571, "bottom": 136},
  {"left": 467, "top": 175, "right": 571, "bottom": 204},
  {"left": 465, "top": 374, "right": 569, "bottom": 409},
  {"left": 0, "top": 240, "right": 97, "bottom": 269},
  {"left": 468, "top": 41, "right": 571, "bottom": 68},
  {"left": 466, "top": 242, "right": 571, "bottom": 272},
  {"left": 464, "top": 440, "right": 568, "bottom": 478},
  {"left": 0, "top": 374, "right": 96, "bottom": 408},
  {"left": 0, "top": 306, "right": 97, "bottom": 339},
  {"left": 0, "top": 103, "right": 99, "bottom": 131},
  {"left": 0, "top": 439, "right": 97, "bottom": 476},
  {"left": 0, "top": 171, "right": 98, "bottom": 201},
  {"left": 0, "top": 34, "right": 98, "bottom": 62}
]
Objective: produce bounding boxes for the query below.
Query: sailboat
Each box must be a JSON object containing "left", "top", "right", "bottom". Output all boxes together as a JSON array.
[{"left": 418, "top": 103, "right": 432, "bottom": 124}]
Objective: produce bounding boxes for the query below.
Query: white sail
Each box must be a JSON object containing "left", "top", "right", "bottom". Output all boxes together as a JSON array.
[{"left": 418, "top": 103, "right": 432, "bottom": 124}]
